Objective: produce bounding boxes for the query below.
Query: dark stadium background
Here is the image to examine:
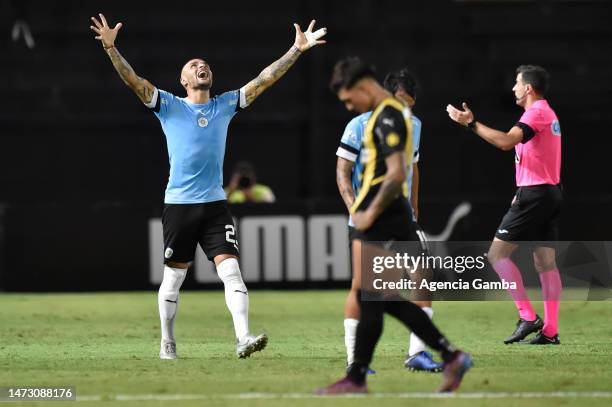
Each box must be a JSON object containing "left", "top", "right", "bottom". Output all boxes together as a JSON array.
[{"left": 1, "top": 0, "right": 611, "bottom": 291}]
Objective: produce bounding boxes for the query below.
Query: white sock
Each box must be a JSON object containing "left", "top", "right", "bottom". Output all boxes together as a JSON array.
[
  {"left": 217, "top": 258, "right": 249, "bottom": 341},
  {"left": 344, "top": 318, "right": 359, "bottom": 365},
  {"left": 408, "top": 307, "right": 434, "bottom": 357},
  {"left": 158, "top": 266, "right": 187, "bottom": 342}
]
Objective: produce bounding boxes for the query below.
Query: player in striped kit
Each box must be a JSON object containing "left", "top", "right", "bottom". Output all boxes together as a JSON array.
[
  {"left": 318, "top": 57, "right": 471, "bottom": 394},
  {"left": 336, "top": 68, "right": 442, "bottom": 372}
]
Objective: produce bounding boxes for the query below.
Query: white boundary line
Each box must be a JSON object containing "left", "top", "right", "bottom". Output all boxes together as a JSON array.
[{"left": 76, "top": 392, "right": 612, "bottom": 401}]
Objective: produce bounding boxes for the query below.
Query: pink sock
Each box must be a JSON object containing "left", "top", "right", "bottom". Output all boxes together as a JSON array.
[
  {"left": 492, "top": 258, "right": 536, "bottom": 321},
  {"left": 539, "top": 268, "right": 562, "bottom": 337}
]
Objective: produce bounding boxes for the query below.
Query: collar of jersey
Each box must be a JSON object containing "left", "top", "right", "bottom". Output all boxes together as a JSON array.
[{"left": 181, "top": 97, "right": 213, "bottom": 107}]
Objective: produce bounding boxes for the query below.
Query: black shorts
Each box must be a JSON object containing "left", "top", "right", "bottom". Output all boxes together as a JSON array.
[
  {"left": 495, "top": 184, "right": 563, "bottom": 243},
  {"left": 348, "top": 220, "right": 429, "bottom": 276},
  {"left": 351, "top": 199, "right": 419, "bottom": 244},
  {"left": 162, "top": 200, "right": 239, "bottom": 263}
]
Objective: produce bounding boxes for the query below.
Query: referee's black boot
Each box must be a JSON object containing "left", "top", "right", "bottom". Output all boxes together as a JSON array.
[
  {"left": 520, "top": 332, "right": 560, "bottom": 345},
  {"left": 503, "top": 315, "right": 544, "bottom": 344}
]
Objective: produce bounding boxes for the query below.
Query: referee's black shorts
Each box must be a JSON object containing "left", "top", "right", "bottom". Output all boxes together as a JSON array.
[
  {"left": 162, "top": 200, "right": 239, "bottom": 264},
  {"left": 495, "top": 184, "right": 563, "bottom": 244}
]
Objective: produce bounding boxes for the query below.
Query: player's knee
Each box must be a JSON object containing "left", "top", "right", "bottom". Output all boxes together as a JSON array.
[
  {"left": 487, "top": 249, "right": 502, "bottom": 266},
  {"left": 166, "top": 261, "right": 190, "bottom": 269},
  {"left": 533, "top": 248, "right": 557, "bottom": 273},
  {"left": 216, "top": 258, "right": 247, "bottom": 292},
  {"left": 488, "top": 240, "right": 518, "bottom": 266},
  {"left": 487, "top": 247, "right": 509, "bottom": 266},
  {"left": 159, "top": 265, "right": 187, "bottom": 296},
  {"left": 534, "top": 257, "right": 557, "bottom": 273},
  {"left": 344, "top": 289, "right": 361, "bottom": 318}
]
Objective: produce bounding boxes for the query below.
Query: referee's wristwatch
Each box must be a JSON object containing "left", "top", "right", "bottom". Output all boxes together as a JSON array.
[{"left": 467, "top": 118, "right": 477, "bottom": 131}]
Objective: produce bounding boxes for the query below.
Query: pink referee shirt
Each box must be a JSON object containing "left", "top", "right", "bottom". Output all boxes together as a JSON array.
[{"left": 515, "top": 99, "right": 561, "bottom": 186}]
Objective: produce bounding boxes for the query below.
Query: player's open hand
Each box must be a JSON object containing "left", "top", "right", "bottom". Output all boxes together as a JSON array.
[
  {"left": 90, "top": 13, "right": 122, "bottom": 49},
  {"left": 293, "top": 20, "right": 327, "bottom": 52},
  {"left": 446, "top": 102, "right": 474, "bottom": 127}
]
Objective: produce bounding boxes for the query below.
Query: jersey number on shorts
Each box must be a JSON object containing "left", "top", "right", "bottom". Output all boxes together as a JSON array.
[{"left": 225, "top": 224, "right": 239, "bottom": 251}]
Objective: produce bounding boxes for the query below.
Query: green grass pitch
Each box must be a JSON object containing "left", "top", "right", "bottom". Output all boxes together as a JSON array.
[{"left": 1, "top": 291, "right": 611, "bottom": 406}]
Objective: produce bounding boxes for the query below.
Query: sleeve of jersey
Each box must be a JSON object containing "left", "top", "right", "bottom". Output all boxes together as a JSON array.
[
  {"left": 215, "top": 90, "right": 239, "bottom": 117},
  {"left": 376, "top": 106, "right": 408, "bottom": 159},
  {"left": 412, "top": 118, "right": 421, "bottom": 163},
  {"left": 336, "top": 118, "right": 362, "bottom": 162},
  {"left": 516, "top": 107, "right": 543, "bottom": 143},
  {"left": 147, "top": 89, "right": 172, "bottom": 120}
]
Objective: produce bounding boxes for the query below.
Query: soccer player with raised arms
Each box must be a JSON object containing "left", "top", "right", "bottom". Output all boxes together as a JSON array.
[
  {"left": 447, "top": 65, "right": 563, "bottom": 345},
  {"left": 336, "top": 68, "right": 442, "bottom": 372},
  {"left": 89, "top": 13, "right": 326, "bottom": 359}
]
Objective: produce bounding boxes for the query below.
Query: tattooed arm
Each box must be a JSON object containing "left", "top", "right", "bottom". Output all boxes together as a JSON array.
[
  {"left": 105, "top": 47, "right": 156, "bottom": 104},
  {"left": 242, "top": 20, "right": 326, "bottom": 106},
  {"left": 336, "top": 157, "right": 356, "bottom": 212},
  {"left": 90, "top": 13, "right": 155, "bottom": 105},
  {"left": 242, "top": 46, "right": 301, "bottom": 106}
]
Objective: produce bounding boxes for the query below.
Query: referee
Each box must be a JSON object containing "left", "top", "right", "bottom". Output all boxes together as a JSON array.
[{"left": 447, "top": 65, "right": 563, "bottom": 345}]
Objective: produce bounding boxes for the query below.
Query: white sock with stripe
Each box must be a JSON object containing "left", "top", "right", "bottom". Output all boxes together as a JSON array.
[
  {"left": 217, "top": 258, "right": 249, "bottom": 341},
  {"left": 158, "top": 266, "right": 187, "bottom": 342}
]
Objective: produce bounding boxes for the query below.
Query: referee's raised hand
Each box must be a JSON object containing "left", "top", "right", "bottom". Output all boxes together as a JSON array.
[
  {"left": 293, "top": 20, "right": 327, "bottom": 52},
  {"left": 446, "top": 102, "right": 474, "bottom": 127},
  {"left": 90, "top": 13, "right": 122, "bottom": 49}
]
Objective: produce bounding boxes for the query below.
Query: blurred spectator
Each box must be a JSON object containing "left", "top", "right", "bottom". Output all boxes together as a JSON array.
[
  {"left": 10, "top": 0, "right": 35, "bottom": 49},
  {"left": 226, "top": 161, "right": 276, "bottom": 203}
]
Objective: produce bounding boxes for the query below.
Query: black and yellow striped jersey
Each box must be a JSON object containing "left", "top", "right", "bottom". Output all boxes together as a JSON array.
[{"left": 350, "top": 97, "right": 413, "bottom": 214}]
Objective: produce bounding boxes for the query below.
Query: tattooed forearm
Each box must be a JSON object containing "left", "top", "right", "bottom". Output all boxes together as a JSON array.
[
  {"left": 105, "top": 46, "right": 154, "bottom": 103},
  {"left": 338, "top": 185, "right": 355, "bottom": 211},
  {"left": 336, "top": 159, "right": 355, "bottom": 211},
  {"left": 244, "top": 46, "right": 302, "bottom": 105},
  {"left": 106, "top": 47, "right": 137, "bottom": 85}
]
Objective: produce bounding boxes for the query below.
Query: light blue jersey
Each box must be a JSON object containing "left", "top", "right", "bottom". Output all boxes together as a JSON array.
[
  {"left": 152, "top": 89, "right": 241, "bottom": 204},
  {"left": 337, "top": 112, "right": 372, "bottom": 196},
  {"left": 336, "top": 111, "right": 421, "bottom": 225}
]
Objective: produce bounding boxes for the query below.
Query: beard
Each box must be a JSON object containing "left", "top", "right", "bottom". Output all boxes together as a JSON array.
[{"left": 192, "top": 80, "right": 212, "bottom": 91}]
